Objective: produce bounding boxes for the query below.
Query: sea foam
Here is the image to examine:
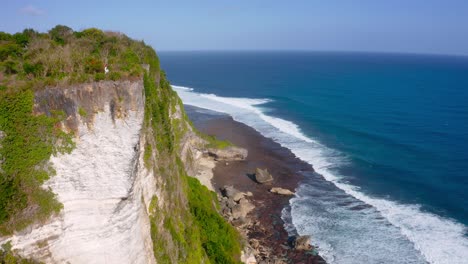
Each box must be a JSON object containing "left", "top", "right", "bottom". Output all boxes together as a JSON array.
[{"left": 172, "top": 85, "right": 468, "bottom": 264}]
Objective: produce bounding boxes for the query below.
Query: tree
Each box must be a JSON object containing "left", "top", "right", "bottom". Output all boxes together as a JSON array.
[{"left": 49, "top": 25, "right": 73, "bottom": 45}]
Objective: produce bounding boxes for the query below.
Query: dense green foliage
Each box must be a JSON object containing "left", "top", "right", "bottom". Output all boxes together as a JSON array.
[
  {"left": 186, "top": 176, "right": 242, "bottom": 264},
  {"left": 0, "top": 25, "right": 158, "bottom": 91},
  {"left": 0, "top": 90, "right": 74, "bottom": 234},
  {"left": 143, "top": 63, "right": 242, "bottom": 263},
  {"left": 144, "top": 70, "right": 207, "bottom": 263}
]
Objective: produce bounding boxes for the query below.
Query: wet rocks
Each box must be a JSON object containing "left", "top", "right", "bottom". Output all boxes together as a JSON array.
[
  {"left": 254, "top": 168, "right": 273, "bottom": 183},
  {"left": 288, "top": 235, "right": 312, "bottom": 251},
  {"left": 269, "top": 187, "right": 294, "bottom": 196}
]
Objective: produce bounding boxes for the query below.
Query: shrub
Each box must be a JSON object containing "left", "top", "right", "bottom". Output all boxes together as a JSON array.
[
  {"left": 23, "top": 62, "right": 44, "bottom": 77},
  {"left": 94, "top": 72, "right": 105, "bottom": 81},
  {"left": 48, "top": 25, "right": 73, "bottom": 45},
  {"left": 84, "top": 57, "right": 103, "bottom": 74},
  {"left": 108, "top": 71, "right": 121, "bottom": 81},
  {"left": 3, "top": 60, "right": 19, "bottom": 74},
  {"left": 0, "top": 43, "right": 22, "bottom": 60},
  {"left": 78, "top": 107, "right": 87, "bottom": 117},
  {"left": 0, "top": 241, "right": 43, "bottom": 264}
]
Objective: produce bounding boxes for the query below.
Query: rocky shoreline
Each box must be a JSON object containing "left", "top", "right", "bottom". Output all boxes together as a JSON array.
[{"left": 187, "top": 106, "right": 326, "bottom": 264}]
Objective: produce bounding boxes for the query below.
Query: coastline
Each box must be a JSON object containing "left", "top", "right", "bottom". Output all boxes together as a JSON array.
[{"left": 187, "top": 106, "right": 326, "bottom": 264}]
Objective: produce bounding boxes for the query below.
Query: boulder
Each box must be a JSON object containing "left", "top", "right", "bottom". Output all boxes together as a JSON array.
[
  {"left": 269, "top": 187, "right": 294, "bottom": 196},
  {"left": 241, "top": 247, "right": 257, "bottom": 264},
  {"left": 231, "top": 198, "right": 255, "bottom": 219},
  {"left": 222, "top": 185, "right": 246, "bottom": 202},
  {"left": 254, "top": 168, "right": 273, "bottom": 183},
  {"left": 288, "top": 235, "right": 312, "bottom": 251},
  {"left": 207, "top": 146, "right": 248, "bottom": 161}
]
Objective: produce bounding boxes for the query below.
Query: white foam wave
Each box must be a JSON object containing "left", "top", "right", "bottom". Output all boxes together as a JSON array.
[
  {"left": 173, "top": 84, "right": 468, "bottom": 264},
  {"left": 172, "top": 85, "right": 194, "bottom": 91}
]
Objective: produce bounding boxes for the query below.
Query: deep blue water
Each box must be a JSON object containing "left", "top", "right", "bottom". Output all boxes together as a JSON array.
[{"left": 159, "top": 51, "right": 468, "bottom": 263}]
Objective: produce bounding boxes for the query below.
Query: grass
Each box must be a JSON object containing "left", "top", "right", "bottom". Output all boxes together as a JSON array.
[
  {"left": 143, "top": 65, "right": 242, "bottom": 263},
  {"left": 78, "top": 106, "right": 87, "bottom": 117},
  {"left": 203, "top": 134, "right": 233, "bottom": 149},
  {"left": 186, "top": 176, "right": 242, "bottom": 264}
]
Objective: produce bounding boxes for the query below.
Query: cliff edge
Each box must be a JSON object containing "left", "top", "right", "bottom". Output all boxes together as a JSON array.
[{"left": 0, "top": 26, "right": 244, "bottom": 264}]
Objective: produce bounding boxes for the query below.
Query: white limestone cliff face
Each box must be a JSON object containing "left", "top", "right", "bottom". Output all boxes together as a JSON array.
[
  {"left": 0, "top": 81, "right": 157, "bottom": 264},
  {"left": 0, "top": 80, "right": 252, "bottom": 264}
]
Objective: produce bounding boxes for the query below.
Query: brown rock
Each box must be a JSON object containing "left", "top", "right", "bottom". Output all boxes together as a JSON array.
[
  {"left": 250, "top": 239, "right": 260, "bottom": 249},
  {"left": 290, "top": 235, "right": 312, "bottom": 251}
]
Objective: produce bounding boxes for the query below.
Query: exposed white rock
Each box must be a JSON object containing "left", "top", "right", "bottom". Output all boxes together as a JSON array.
[
  {"left": 0, "top": 105, "right": 156, "bottom": 264},
  {"left": 269, "top": 187, "right": 294, "bottom": 196},
  {"left": 193, "top": 154, "right": 216, "bottom": 191}
]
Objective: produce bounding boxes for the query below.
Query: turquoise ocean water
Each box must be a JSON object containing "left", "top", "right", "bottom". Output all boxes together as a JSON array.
[{"left": 160, "top": 51, "right": 468, "bottom": 264}]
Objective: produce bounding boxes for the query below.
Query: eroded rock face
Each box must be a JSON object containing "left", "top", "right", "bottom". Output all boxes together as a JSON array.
[
  {"left": 34, "top": 80, "right": 144, "bottom": 132},
  {"left": 254, "top": 168, "right": 273, "bottom": 183},
  {"left": 0, "top": 81, "right": 157, "bottom": 264}
]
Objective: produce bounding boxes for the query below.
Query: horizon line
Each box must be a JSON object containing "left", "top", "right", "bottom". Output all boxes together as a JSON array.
[{"left": 155, "top": 49, "right": 468, "bottom": 58}]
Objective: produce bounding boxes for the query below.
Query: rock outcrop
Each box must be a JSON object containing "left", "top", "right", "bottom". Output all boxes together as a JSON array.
[
  {"left": 207, "top": 146, "right": 248, "bottom": 161},
  {"left": 220, "top": 186, "right": 255, "bottom": 222},
  {"left": 254, "top": 168, "right": 273, "bottom": 183},
  {"left": 270, "top": 187, "right": 294, "bottom": 196},
  {"left": 289, "top": 235, "right": 312, "bottom": 251},
  {"left": 219, "top": 185, "right": 257, "bottom": 264}
]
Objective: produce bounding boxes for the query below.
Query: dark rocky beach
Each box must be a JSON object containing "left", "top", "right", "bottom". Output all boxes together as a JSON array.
[{"left": 187, "top": 106, "right": 326, "bottom": 264}]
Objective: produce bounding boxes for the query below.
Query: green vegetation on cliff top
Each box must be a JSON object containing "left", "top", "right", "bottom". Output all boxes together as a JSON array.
[
  {"left": 0, "top": 25, "right": 158, "bottom": 92},
  {"left": 0, "top": 25, "right": 241, "bottom": 263}
]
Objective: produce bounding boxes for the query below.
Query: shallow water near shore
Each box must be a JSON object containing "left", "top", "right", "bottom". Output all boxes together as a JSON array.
[{"left": 162, "top": 51, "right": 468, "bottom": 264}]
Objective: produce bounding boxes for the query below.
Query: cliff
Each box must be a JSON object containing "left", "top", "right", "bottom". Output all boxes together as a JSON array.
[{"left": 0, "top": 27, "right": 244, "bottom": 263}]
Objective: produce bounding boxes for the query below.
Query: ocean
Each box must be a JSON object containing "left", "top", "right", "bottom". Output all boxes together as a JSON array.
[{"left": 159, "top": 51, "right": 468, "bottom": 264}]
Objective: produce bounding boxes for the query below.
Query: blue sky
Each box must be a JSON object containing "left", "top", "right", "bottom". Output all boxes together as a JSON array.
[{"left": 2, "top": 0, "right": 468, "bottom": 55}]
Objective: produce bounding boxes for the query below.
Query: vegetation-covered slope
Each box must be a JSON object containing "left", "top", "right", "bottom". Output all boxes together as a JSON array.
[
  {"left": 0, "top": 25, "right": 156, "bottom": 92},
  {"left": 144, "top": 71, "right": 241, "bottom": 263},
  {"left": 0, "top": 26, "right": 241, "bottom": 263}
]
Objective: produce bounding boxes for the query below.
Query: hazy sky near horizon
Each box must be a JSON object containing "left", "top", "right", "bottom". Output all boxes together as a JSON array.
[{"left": 2, "top": 0, "right": 468, "bottom": 55}]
